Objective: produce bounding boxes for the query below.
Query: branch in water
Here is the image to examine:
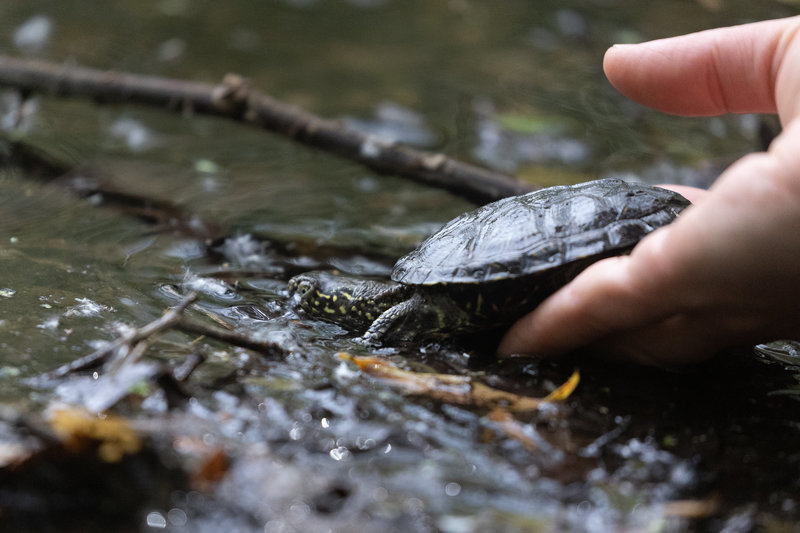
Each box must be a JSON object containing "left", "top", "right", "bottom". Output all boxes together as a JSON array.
[
  {"left": 39, "top": 292, "right": 287, "bottom": 381},
  {"left": 0, "top": 55, "right": 533, "bottom": 204}
]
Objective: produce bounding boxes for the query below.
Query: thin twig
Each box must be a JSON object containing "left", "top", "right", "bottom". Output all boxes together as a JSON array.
[
  {"left": 175, "top": 316, "right": 287, "bottom": 358},
  {"left": 41, "top": 292, "right": 199, "bottom": 380},
  {"left": 0, "top": 55, "right": 533, "bottom": 204},
  {"left": 39, "top": 290, "right": 287, "bottom": 383},
  {"left": 171, "top": 350, "right": 208, "bottom": 383}
]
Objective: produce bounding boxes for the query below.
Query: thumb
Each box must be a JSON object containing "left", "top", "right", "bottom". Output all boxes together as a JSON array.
[{"left": 497, "top": 228, "right": 681, "bottom": 356}]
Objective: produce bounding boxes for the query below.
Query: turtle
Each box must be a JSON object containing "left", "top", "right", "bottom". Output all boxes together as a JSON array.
[{"left": 287, "top": 178, "right": 690, "bottom": 346}]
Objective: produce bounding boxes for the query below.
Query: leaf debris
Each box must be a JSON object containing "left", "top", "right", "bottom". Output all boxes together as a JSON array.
[{"left": 339, "top": 353, "right": 579, "bottom": 412}]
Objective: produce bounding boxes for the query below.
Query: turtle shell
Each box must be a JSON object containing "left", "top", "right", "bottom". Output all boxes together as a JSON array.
[{"left": 391, "top": 178, "right": 690, "bottom": 285}]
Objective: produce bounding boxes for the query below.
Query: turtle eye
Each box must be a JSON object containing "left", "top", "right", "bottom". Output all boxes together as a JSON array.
[
  {"left": 294, "top": 280, "right": 313, "bottom": 297},
  {"left": 288, "top": 276, "right": 316, "bottom": 299}
]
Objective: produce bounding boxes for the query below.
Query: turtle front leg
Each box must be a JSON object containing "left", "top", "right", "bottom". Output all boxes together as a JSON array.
[
  {"left": 361, "top": 292, "right": 471, "bottom": 346},
  {"left": 361, "top": 297, "right": 420, "bottom": 346}
]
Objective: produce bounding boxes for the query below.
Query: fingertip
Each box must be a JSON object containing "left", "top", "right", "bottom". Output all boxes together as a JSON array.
[
  {"left": 602, "top": 43, "right": 632, "bottom": 88},
  {"left": 603, "top": 43, "right": 634, "bottom": 63},
  {"left": 497, "top": 254, "right": 671, "bottom": 359},
  {"left": 496, "top": 310, "right": 557, "bottom": 360},
  {"left": 602, "top": 19, "right": 792, "bottom": 116},
  {"left": 496, "top": 318, "right": 528, "bottom": 357},
  {"left": 496, "top": 278, "right": 593, "bottom": 358}
]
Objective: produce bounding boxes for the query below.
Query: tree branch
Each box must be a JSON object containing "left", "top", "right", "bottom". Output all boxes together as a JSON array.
[{"left": 0, "top": 55, "right": 533, "bottom": 204}]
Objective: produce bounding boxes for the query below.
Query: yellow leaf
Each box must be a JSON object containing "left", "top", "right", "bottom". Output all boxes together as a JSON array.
[
  {"left": 47, "top": 407, "right": 142, "bottom": 463},
  {"left": 542, "top": 370, "right": 580, "bottom": 403}
]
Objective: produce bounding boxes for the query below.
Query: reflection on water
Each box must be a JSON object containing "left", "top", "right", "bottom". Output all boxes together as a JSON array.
[{"left": 1, "top": 1, "right": 798, "bottom": 531}]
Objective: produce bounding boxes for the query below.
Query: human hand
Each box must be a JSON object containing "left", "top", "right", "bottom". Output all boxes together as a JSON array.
[{"left": 498, "top": 17, "right": 800, "bottom": 365}]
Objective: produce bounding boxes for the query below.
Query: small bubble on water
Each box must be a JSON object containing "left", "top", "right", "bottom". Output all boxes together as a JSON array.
[
  {"left": 157, "top": 37, "right": 185, "bottom": 62},
  {"left": 145, "top": 511, "right": 167, "bottom": 528},
  {"left": 329, "top": 446, "right": 350, "bottom": 461},
  {"left": 444, "top": 482, "right": 461, "bottom": 497},
  {"left": 167, "top": 508, "right": 187, "bottom": 526}
]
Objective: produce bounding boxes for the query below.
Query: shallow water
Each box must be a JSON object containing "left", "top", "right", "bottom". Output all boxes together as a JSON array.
[{"left": 1, "top": 1, "right": 800, "bottom": 532}]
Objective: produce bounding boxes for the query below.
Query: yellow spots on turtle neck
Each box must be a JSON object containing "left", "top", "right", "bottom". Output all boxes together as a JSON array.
[{"left": 311, "top": 288, "right": 357, "bottom": 316}]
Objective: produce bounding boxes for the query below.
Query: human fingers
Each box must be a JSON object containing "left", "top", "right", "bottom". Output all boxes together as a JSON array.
[
  {"left": 497, "top": 234, "right": 682, "bottom": 357},
  {"left": 496, "top": 249, "right": 761, "bottom": 365},
  {"left": 499, "top": 122, "right": 800, "bottom": 361},
  {"left": 603, "top": 16, "right": 800, "bottom": 118}
]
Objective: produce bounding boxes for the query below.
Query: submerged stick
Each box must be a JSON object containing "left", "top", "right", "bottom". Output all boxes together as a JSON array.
[
  {"left": 0, "top": 55, "right": 532, "bottom": 204},
  {"left": 174, "top": 316, "right": 287, "bottom": 358},
  {"left": 42, "top": 293, "right": 200, "bottom": 379},
  {"left": 39, "top": 292, "right": 287, "bottom": 381}
]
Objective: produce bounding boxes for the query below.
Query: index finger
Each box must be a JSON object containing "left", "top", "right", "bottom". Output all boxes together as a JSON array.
[{"left": 604, "top": 16, "right": 800, "bottom": 118}]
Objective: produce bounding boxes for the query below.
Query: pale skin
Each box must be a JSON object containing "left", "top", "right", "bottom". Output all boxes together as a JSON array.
[{"left": 497, "top": 16, "right": 800, "bottom": 365}]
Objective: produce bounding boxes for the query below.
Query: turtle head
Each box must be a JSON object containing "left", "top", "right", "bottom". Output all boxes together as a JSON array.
[
  {"left": 287, "top": 271, "right": 408, "bottom": 331},
  {"left": 287, "top": 271, "right": 347, "bottom": 311},
  {"left": 287, "top": 271, "right": 377, "bottom": 322},
  {"left": 287, "top": 273, "right": 322, "bottom": 304}
]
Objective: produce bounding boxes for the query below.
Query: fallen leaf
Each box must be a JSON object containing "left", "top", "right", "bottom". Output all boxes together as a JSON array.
[
  {"left": 339, "top": 353, "right": 579, "bottom": 412},
  {"left": 193, "top": 448, "right": 229, "bottom": 486},
  {"left": 47, "top": 407, "right": 142, "bottom": 462}
]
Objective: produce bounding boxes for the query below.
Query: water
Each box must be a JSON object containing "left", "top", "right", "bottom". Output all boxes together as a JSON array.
[{"left": 1, "top": 1, "right": 799, "bottom": 531}]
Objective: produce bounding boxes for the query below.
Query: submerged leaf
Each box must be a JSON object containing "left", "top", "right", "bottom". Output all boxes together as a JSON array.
[
  {"left": 47, "top": 407, "right": 142, "bottom": 462},
  {"left": 339, "top": 353, "right": 579, "bottom": 412}
]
